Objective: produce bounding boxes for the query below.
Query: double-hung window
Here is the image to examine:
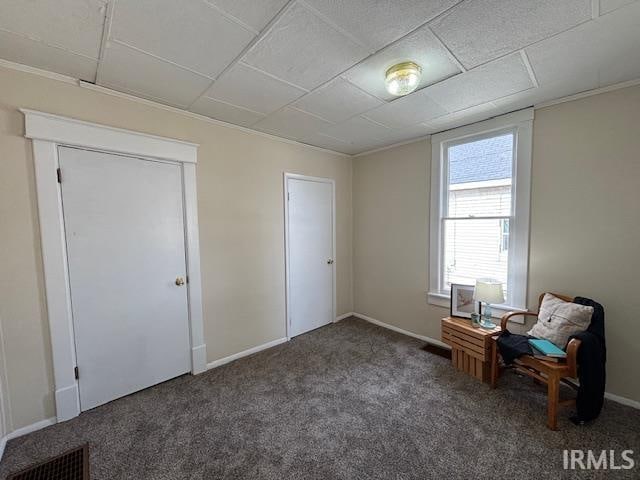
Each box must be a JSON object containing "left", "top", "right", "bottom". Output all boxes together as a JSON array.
[{"left": 428, "top": 110, "right": 533, "bottom": 318}]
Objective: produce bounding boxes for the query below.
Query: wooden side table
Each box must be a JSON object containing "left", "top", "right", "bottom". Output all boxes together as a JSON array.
[{"left": 441, "top": 316, "right": 501, "bottom": 383}]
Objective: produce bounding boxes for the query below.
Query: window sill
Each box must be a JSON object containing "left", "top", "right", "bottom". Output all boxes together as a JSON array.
[{"left": 426, "top": 291, "right": 528, "bottom": 324}]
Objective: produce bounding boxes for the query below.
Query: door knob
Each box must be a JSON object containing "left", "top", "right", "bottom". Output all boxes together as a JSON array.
[
  {"left": 327, "top": 259, "right": 334, "bottom": 265},
  {"left": 175, "top": 276, "right": 185, "bottom": 286}
]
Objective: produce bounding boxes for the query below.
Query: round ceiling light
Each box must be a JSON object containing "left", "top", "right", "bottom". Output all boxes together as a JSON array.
[{"left": 385, "top": 61, "right": 422, "bottom": 97}]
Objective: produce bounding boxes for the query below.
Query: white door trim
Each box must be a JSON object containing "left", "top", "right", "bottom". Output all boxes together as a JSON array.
[
  {"left": 21, "top": 109, "right": 207, "bottom": 422},
  {"left": 283, "top": 173, "right": 337, "bottom": 339}
]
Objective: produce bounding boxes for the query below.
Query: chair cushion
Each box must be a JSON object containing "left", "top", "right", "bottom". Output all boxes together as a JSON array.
[{"left": 527, "top": 293, "right": 593, "bottom": 349}]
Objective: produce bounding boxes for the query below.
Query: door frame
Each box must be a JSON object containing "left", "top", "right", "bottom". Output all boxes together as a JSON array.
[
  {"left": 22, "top": 109, "right": 207, "bottom": 422},
  {"left": 283, "top": 173, "right": 336, "bottom": 339}
]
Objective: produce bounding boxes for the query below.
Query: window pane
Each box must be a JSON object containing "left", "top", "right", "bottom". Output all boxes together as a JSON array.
[
  {"left": 447, "top": 133, "right": 513, "bottom": 217},
  {"left": 443, "top": 218, "right": 508, "bottom": 292}
]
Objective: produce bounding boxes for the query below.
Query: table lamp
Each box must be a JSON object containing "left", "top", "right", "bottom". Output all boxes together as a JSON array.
[{"left": 474, "top": 279, "right": 504, "bottom": 329}]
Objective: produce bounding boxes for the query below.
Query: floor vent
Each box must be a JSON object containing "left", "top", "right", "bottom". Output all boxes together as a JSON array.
[{"left": 7, "top": 444, "right": 89, "bottom": 480}]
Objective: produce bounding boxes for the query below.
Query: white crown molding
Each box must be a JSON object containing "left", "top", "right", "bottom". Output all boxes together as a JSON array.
[
  {"left": 2, "top": 57, "right": 640, "bottom": 159},
  {"left": 0, "top": 58, "right": 350, "bottom": 159},
  {"left": 534, "top": 77, "right": 640, "bottom": 109},
  {"left": 352, "top": 135, "right": 431, "bottom": 158},
  {"left": 0, "top": 58, "right": 78, "bottom": 85},
  {"left": 77, "top": 82, "right": 351, "bottom": 158}
]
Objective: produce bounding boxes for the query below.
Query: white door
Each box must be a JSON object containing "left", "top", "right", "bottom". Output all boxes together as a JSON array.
[
  {"left": 287, "top": 176, "right": 334, "bottom": 337},
  {"left": 59, "top": 146, "right": 191, "bottom": 411}
]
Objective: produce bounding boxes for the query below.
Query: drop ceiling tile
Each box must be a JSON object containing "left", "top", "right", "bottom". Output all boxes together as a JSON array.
[
  {"left": 190, "top": 97, "right": 265, "bottom": 127},
  {"left": 204, "top": 63, "right": 306, "bottom": 115},
  {"left": 303, "top": 0, "right": 460, "bottom": 51},
  {"left": 600, "top": 0, "right": 638, "bottom": 15},
  {"left": 320, "top": 116, "right": 393, "bottom": 146},
  {"left": 0, "top": 0, "right": 105, "bottom": 58},
  {"left": 99, "top": 42, "right": 212, "bottom": 108},
  {"left": 381, "top": 123, "right": 433, "bottom": 145},
  {"left": 300, "top": 133, "right": 355, "bottom": 154},
  {"left": 430, "top": 0, "right": 591, "bottom": 69},
  {"left": 362, "top": 89, "right": 448, "bottom": 128},
  {"left": 527, "top": 3, "right": 640, "bottom": 90},
  {"left": 111, "top": 0, "right": 254, "bottom": 78},
  {"left": 242, "top": 3, "right": 368, "bottom": 90},
  {"left": 253, "top": 107, "right": 334, "bottom": 142},
  {"left": 342, "top": 26, "right": 462, "bottom": 101},
  {"left": 293, "top": 78, "right": 383, "bottom": 123},
  {"left": 0, "top": 30, "right": 98, "bottom": 81},
  {"left": 205, "top": 0, "right": 289, "bottom": 32},
  {"left": 424, "top": 102, "right": 498, "bottom": 132},
  {"left": 425, "top": 52, "right": 534, "bottom": 113}
]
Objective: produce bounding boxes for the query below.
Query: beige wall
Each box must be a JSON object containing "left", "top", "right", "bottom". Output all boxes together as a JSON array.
[
  {"left": 0, "top": 66, "right": 353, "bottom": 431},
  {"left": 353, "top": 85, "right": 640, "bottom": 403}
]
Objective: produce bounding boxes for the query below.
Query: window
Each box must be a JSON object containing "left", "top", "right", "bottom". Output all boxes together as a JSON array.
[{"left": 429, "top": 109, "right": 533, "bottom": 315}]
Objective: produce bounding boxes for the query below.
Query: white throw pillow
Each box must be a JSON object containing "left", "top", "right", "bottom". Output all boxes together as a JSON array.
[{"left": 527, "top": 294, "right": 593, "bottom": 349}]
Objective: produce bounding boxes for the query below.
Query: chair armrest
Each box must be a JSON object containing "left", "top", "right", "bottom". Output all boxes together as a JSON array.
[
  {"left": 500, "top": 311, "right": 539, "bottom": 330},
  {"left": 566, "top": 338, "right": 581, "bottom": 378}
]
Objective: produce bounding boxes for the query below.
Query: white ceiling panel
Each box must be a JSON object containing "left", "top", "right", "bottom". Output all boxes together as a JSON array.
[
  {"left": 293, "top": 78, "right": 383, "bottom": 122},
  {"left": 111, "top": 0, "right": 254, "bottom": 78},
  {"left": 342, "top": 26, "right": 461, "bottom": 101},
  {"left": 0, "top": 0, "right": 105, "bottom": 58},
  {"left": 425, "top": 53, "right": 534, "bottom": 113},
  {"left": 300, "top": 133, "right": 356, "bottom": 154},
  {"left": 431, "top": 0, "right": 591, "bottom": 69},
  {"left": 253, "top": 107, "right": 334, "bottom": 142},
  {"left": 99, "top": 42, "right": 212, "bottom": 108},
  {"left": 190, "top": 97, "right": 265, "bottom": 127},
  {"left": 527, "top": 2, "right": 640, "bottom": 90},
  {"left": 378, "top": 123, "right": 433, "bottom": 146},
  {"left": 1, "top": 0, "right": 639, "bottom": 155},
  {"left": 242, "top": 3, "right": 368, "bottom": 90},
  {"left": 362, "top": 88, "right": 448, "bottom": 128},
  {"left": 204, "top": 63, "right": 306, "bottom": 115},
  {"left": 0, "top": 30, "right": 98, "bottom": 82},
  {"left": 320, "top": 116, "right": 392, "bottom": 146},
  {"left": 424, "top": 102, "right": 499, "bottom": 132},
  {"left": 302, "top": 0, "right": 461, "bottom": 51},
  {"left": 600, "top": 0, "right": 638, "bottom": 15},
  {"left": 205, "top": 0, "right": 290, "bottom": 33}
]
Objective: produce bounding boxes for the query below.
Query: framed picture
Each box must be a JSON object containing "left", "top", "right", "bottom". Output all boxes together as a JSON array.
[{"left": 450, "top": 284, "right": 481, "bottom": 319}]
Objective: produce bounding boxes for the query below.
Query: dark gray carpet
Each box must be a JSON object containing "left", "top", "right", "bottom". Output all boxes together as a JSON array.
[{"left": 1, "top": 318, "right": 638, "bottom": 479}]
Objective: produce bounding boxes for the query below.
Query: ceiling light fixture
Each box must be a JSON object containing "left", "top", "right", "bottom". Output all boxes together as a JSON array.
[{"left": 385, "top": 61, "right": 422, "bottom": 97}]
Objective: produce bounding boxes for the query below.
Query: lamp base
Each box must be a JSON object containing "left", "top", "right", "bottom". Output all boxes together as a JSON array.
[
  {"left": 479, "top": 318, "right": 497, "bottom": 329},
  {"left": 479, "top": 303, "right": 496, "bottom": 329}
]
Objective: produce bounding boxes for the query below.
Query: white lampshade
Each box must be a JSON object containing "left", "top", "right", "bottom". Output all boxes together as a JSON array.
[{"left": 474, "top": 279, "right": 504, "bottom": 304}]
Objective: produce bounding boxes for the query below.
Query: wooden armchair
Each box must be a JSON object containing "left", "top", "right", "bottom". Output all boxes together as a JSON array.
[{"left": 490, "top": 293, "right": 582, "bottom": 430}]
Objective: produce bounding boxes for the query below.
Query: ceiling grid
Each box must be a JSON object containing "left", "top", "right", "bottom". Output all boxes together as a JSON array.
[{"left": 0, "top": 0, "right": 638, "bottom": 154}]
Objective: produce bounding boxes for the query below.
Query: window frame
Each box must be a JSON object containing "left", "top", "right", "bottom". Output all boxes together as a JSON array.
[{"left": 428, "top": 109, "right": 533, "bottom": 320}]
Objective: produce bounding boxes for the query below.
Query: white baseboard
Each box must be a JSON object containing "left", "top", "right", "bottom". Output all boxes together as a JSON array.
[
  {"left": 335, "top": 312, "right": 355, "bottom": 322},
  {"left": 352, "top": 312, "right": 450, "bottom": 350},
  {"left": 207, "top": 337, "right": 288, "bottom": 370},
  {"left": 605, "top": 392, "right": 640, "bottom": 410},
  {"left": 0, "top": 417, "right": 56, "bottom": 460},
  {"left": 351, "top": 312, "right": 640, "bottom": 409}
]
